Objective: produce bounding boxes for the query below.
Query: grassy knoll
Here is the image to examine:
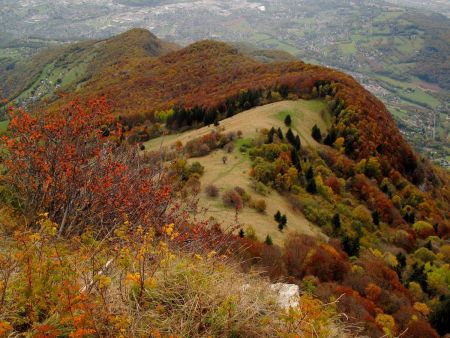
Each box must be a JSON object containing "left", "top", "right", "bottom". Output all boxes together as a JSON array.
[{"left": 147, "top": 99, "right": 330, "bottom": 243}]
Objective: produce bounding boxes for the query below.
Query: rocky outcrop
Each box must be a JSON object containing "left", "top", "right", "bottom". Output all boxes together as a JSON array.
[{"left": 270, "top": 283, "right": 300, "bottom": 309}]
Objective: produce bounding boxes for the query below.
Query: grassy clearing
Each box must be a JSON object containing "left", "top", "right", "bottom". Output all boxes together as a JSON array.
[
  {"left": 148, "top": 100, "right": 330, "bottom": 243},
  {"left": 145, "top": 100, "right": 330, "bottom": 152},
  {"left": 192, "top": 149, "right": 323, "bottom": 245},
  {"left": 375, "top": 75, "right": 440, "bottom": 108},
  {"left": 341, "top": 42, "right": 357, "bottom": 55}
]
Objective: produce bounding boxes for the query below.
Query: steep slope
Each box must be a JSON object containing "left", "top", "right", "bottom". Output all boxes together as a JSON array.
[
  {"left": 49, "top": 35, "right": 419, "bottom": 179},
  {"left": 1, "top": 29, "right": 178, "bottom": 105},
  {"left": 1, "top": 29, "right": 449, "bottom": 337}
]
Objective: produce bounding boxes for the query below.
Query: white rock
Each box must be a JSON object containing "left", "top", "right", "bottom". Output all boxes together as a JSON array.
[{"left": 270, "top": 283, "right": 300, "bottom": 309}]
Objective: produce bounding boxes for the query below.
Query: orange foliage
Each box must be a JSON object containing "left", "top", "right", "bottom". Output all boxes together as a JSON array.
[{"left": 1, "top": 100, "right": 182, "bottom": 235}]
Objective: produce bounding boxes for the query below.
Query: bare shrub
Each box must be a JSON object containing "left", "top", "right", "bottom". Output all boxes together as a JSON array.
[
  {"left": 255, "top": 199, "right": 267, "bottom": 213},
  {"left": 205, "top": 184, "right": 219, "bottom": 198}
]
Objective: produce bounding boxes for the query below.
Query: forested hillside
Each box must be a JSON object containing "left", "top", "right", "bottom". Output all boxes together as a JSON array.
[
  {"left": 0, "top": 30, "right": 449, "bottom": 337},
  {"left": 0, "top": 29, "right": 178, "bottom": 110}
]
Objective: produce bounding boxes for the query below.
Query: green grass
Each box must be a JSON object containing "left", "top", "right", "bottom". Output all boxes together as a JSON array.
[
  {"left": 340, "top": 42, "right": 357, "bottom": 55},
  {"left": 251, "top": 33, "right": 272, "bottom": 42},
  {"left": 0, "top": 120, "right": 9, "bottom": 133},
  {"left": 275, "top": 110, "right": 300, "bottom": 126},
  {"left": 262, "top": 39, "right": 299, "bottom": 55},
  {"left": 375, "top": 75, "right": 441, "bottom": 108}
]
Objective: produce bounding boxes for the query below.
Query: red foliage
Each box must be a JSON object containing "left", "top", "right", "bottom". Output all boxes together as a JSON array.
[
  {"left": 404, "top": 320, "right": 439, "bottom": 338},
  {"left": 324, "top": 176, "right": 341, "bottom": 194},
  {"left": 350, "top": 174, "right": 404, "bottom": 226},
  {"left": 283, "top": 234, "right": 350, "bottom": 282},
  {"left": 1, "top": 100, "right": 181, "bottom": 235},
  {"left": 315, "top": 283, "right": 377, "bottom": 325}
]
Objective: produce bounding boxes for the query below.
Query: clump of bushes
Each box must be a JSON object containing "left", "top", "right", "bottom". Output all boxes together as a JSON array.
[
  {"left": 188, "top": 161, "right": 205, "bottom": 176},
  {"left": 205, "top": 184, "right": 219, "bottom": 198},
  {"left": 254, "top": 199, "right": 267, "bottom": 213},
  {"left": 222, "top": 189, "right": 243, "bottom": 210},
  {"left": 251, "top": 180, "right": 269, "bottom": 196},
  {"left": 183, "top": 131, "right": 240, "bottom": 158}
]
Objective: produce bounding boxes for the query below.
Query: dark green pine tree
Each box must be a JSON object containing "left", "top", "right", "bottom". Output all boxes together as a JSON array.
[
  {"left": 294, "top": 135, "right": 301, "bottom": 151},
  {"left": 274, "top": 210, "right": 282, "bottom": 223},
  {"left": 267, "top": 127, "right": 276, "bottom": 144},
  {"left": 280, "top": 214, "right": 287, "bottom": 228},
  {"left": 342, "top": 236, "right": 360, "bottom": 257},
  {"left": 286, "top": 128, "right": 295, "bottom": 145},
  {"left": 305, "top": 166, "right": 314, "bottom": 180},
  {"left": 311, "top": 124, "right": 322, "bottom": 142},
  {"left": 238, "top": 229, "right": 245, "bottom": 238},
  {"left": 332, "top": 213, "right": 341, "bottom": 233},
  {"left": 430, "top": 296, "right": 450, "bottom": 336},
  {"left": 291, "top": 149, "right": 301, "bottom": 170},
  {"left": 278, "top": 222, "right": 284, "bottom": 232},
  {"left": 306, "top": 177, "right": 317, "bottom": 194},
  {"left": 408, "top": 262, "right": 428, "bottom": 291},
  {"left": 372, "top": 211, "right": 380, "bottom": 225},
  {"left": 323, "top": 127, "right": 337, "bottom": 146},
  {"left": 277, "top": 128, "right": 284, "bottom": 140},
  {"left": 284, "top": 114, "right": 292, "bottom": 127},
  {"left": 279, "top": 84, "right": 289, "bottom": 98},
  {"left": 265, "top": 235, "right": 273, "bottom": 245}
]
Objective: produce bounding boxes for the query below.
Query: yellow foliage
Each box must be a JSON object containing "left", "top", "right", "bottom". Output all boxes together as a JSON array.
[
  {"left": 375, "top": 313, "right": 396, "bottom": 336},
  {"left": 413, "top": 302, "right": 431, "bottom": 317},
  {"left": 413, "top": 221, "right": 433, "bottom": 232},
  {"left": 334, "top": 137, "right": 345, "bottom": 152},
  {"left": 353, "top": 205, "right": 372, "bottom": 224},
  {"left": 383, "top": 252, "right": 399, "bottom": 268}
]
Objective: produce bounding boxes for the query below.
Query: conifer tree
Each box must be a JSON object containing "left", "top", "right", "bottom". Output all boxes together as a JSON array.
[
  {"left": 268, "top": 127, "right": 276, "bottom": 144},
  {"left": 274, "top": 210, "right": 282, "bottom": 223},
  {"left": 284, "top": 114, "right": 292, "bottom": 127},
  {"left": 286, "top": 128, "right": 295, "bottom": 145},
  {"left": 311, "top": 124, "right": 322, "bottom": 142},
  {"left": 291, "top": 149, "right": 301, "bottom": 170},
  {"left": 277, "top": 128, "right": 284, "bottom": 140},
  {"left": 342, "top": 236, "right": 360, "bottom": 257},
  {"left": 324, "top": 127, "right": 337, "bottom": 146},
  {"left": 306, "top": 166, "right": 314, "bottom": 180},
  {"left": 239, "top": 229, "right": 245, "bottom": 238},
  {"left": 265, "top": 235, "right": 273, "bottom": 245},
  {"left": 294, "top": 135, "right": 301, "bottom": 151},
  {"left": 280, "top": 214, "right": 287, "bottom": 228},
  {"left": 372, "top": 211, "right": 380, "bottom": 225},
  {"left": 279, "top": 84, "right": 289, "bottom": 98},
  {"left": 332, "top": 213, "right": 341, "bottom": 232},
  {"left": 306, "top": 177, "right": 317, "bottom": 194}
]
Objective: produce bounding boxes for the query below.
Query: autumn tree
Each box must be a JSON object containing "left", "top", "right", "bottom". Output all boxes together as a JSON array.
[{"left": 1, "top": 99, "right": 180, "bottom": 236}]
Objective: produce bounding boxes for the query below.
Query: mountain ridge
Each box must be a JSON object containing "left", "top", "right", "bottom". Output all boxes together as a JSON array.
[{"left": 0, "top": 28, "right": 449, "bottom": 337}]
